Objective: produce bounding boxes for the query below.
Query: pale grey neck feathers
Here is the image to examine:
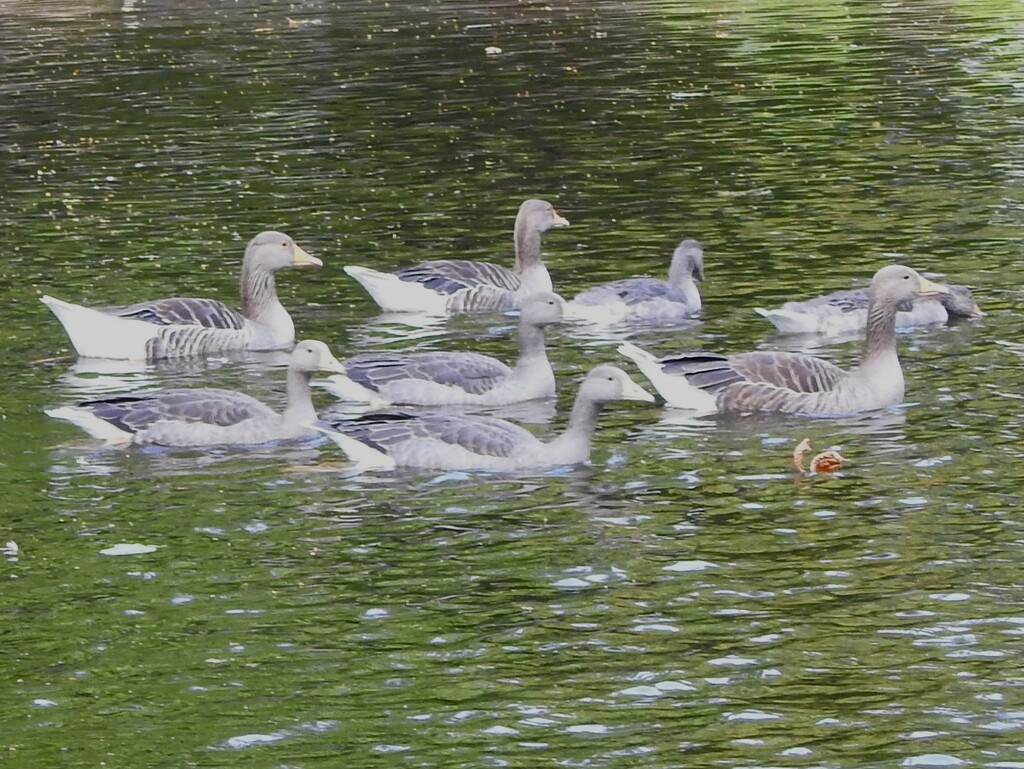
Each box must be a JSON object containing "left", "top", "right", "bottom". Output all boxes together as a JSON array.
[
  {"left": 282, "top": 365, "right": 317, "bottom": 424},
  {"left": 668, "top": 240, "right": 703, "bottom": 288},
  {"left": 561, "top": 394, "right": 605, "bottom": 446},
  {"left": 513, "top": 317, "right": 548, "bottom": 369},
  {"left": 240, "top": 262, "right": 280, "bottom": 321},
  {"left": 862, "top": 297, "right": 899, "bottom": 365},
  {"left": 514, "top": 215, "right": 544, "bottom": 273}
]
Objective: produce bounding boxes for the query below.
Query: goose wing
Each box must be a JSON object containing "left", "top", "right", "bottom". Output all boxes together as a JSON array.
[
  {"left": 576, "top": 278, "right": 686, "bottom": 307},
  {"left": 394, "top": 260, "right": 522, "bottom": 294},
  {"left": 345, "top": 352, "right": 512, "bottom": 394},
  {"left": 108, "top": 298, "right": 247, "bottom": 329},
  {"left": 659, "top": 351, "right": 847, "bottom": 394},
  {"left": 730, "top": 351, "right": 848, "bottom": 392},
  {"left": 80, "top": 388, "right": 275, "bottom": 433},
  {"left": 788, "top": 287, "right": 912, "bottom": 315},
  {"left": 344, "top": 412, "right": 535, "bottom": 458},
  {"left": 802, "top": 288, "right": 870, "bottom": 313}
]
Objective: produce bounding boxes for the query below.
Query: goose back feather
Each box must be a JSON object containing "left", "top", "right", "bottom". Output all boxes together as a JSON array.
[
  {"left": 107, "top": 297, "right": 248, "bottom": 329},
  {"left": 343, "top": 351, "right": 513, "bottom": 395}
]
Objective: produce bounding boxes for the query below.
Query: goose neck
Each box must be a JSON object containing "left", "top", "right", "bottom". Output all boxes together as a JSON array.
[
  {"left": 241, "top": 262, "right": 282, "bottom": 321},
  {"left": 563, "top": 394, "right": 604, "bottom": 444},
  {"left": 677, "top": 279, "right": 702, "bottom": 310},
  {"left": 861, "top": 297, "right": 899, "bottom": 366},
  {"left": 513, "top": 321, "right": 548, "bottom": 369},
  {"left": 513, "top": 217, "right": 543, "bottom": 273},
  {"left": 282, "top": 366, "right": 317, "bottom": 424}
]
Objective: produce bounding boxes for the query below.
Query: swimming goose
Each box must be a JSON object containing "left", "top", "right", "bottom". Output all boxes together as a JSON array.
[
  {"left": 343, "top": 199, "right": 569, "bottom": 314},
  {"left": 41, "top": 231, "right": 322, "bottom": 360},
  {"left": 569, "top": 238, "right": 704, "bottom": 322},
  {"left": 619, "top": 265, "right": 948, "bottom": 415},
  {"left": 322, "top": 292, "right": 578, "bottom": 407},
  {"left": 756, "top": 281, "right": 981, "bottom": 335},
  {"left": 46, "top": 340, "right": 345, "bottom": 446},
  {"left": 308, "top": 364, "right": 654, "bottom": 471}
]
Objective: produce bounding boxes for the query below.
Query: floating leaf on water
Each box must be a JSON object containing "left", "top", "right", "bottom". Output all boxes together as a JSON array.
[
  {"left": 793, "top": 438, "right": 845, "bottom": 474},
  {"left": 792, "top": 438, "right": 812, "bottom": 471},
  {"left": 99, "top": 543, "right": 158, "bottom": 556},
  {"left": 810, "top": 450, "right": 845, "bottom": 473}
]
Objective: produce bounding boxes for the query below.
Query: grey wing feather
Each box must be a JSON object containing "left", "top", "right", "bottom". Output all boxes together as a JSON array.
[
  {"left": 395, "top": 260, "right": 522, "bottom": 294},
  {"left": 341, "top": 412, "right": 533, "bottom": 458},
  {"left": 82, "top": 388, "right": 274, "bottom": 433},
  {"left": 657, "top": 351, "right": 846, "bottom": 394},
  {"left": 656, "top": 353, "right": 746, "bottom": 392},
  {"left": 430, "top": 414, "right": 534, "bottom": 457},
  {"left": 575, "top": 278, "right": 685, "bottom": 307},
  {"left": 109, "top": 298, "right": 247, "bottom": 329},
  {"left": 345, "top": 352, "right": 512, "bottom": 394},
  {"left": 785, "top": 288, "right": 912, "bottom": 315},
  {"left": 716, "top": 381, "right": 811, "bottom": 413},
  {"left": 145, "top": 326, "right": 250, "bottom": 359},
  {"left": 729, "top": 351, "right": 847, "bottom": 393}
]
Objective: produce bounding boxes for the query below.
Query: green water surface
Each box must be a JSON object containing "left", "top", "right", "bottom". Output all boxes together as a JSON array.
[{"left": 3, "top": 2, "right": 1024, "bottom": 767}]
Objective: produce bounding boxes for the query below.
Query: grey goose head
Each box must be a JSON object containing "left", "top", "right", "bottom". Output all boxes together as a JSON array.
[
  {"left": 668, "top": 238, "right": 705, "bottom": 285},
  {"left": 244, "top": 231, "right": 323, "bottom": 273},
  {"left": 869, "top": 265, "right": 949, "bottom": 309},
  {"left": 518, "top": 199, "right": 570, "bottom": 234},
  {"left": 290, "top": 340, "right": 346, "bottom": 375},
  {"left": 577, "top": 364, "right": 655, "bottom": 405},
  {"left": 518, "top": 291, "right": 575, "bottom": 327},
  {"left": 941, "top": 284, "right": 983, "bottom": 318}
]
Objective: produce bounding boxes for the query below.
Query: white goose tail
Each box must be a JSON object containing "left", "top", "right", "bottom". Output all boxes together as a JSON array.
[
  {"left": 754, "top": 307, "right": 821, "bottom": 335},
  {"left": 41, "top": 295, "right": 158, "bottom": 360},
  {"left": 343, "top": 266, "right": 450, "bottom": 315},
  {"left": 306, "top": 421, "right": 396, "bottom": 471},
  {"left": 45, "top": 406, "right": 134, "bottom": 445},
  {"left": 616, "top": 342, "right": 718, "bottom": 412}
]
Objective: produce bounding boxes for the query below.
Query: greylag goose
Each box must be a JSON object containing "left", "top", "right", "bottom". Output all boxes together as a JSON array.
[
  {"left": 343, "top": 199, "right": 569, "bottom": 314},
  {"left": 323, "top": 292, "right": 580, "bottom": 407},
  {"left": 46, "top": 340, "right": 344, "bottom": 446},
  {"left": 569, "top": 238, "right": 704, "bottom": 322},
  {"left": 756, "top": 281, "right": 981, "bottom": 335},
  {"left": 308, "top": 365, "right": 654, "bottom": 471},
  {"left": 619, "top": 265, "right": 948, "bottom": 415},
  {"left": 41, "top": 231, "right": 322, "bottom": 360}
]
